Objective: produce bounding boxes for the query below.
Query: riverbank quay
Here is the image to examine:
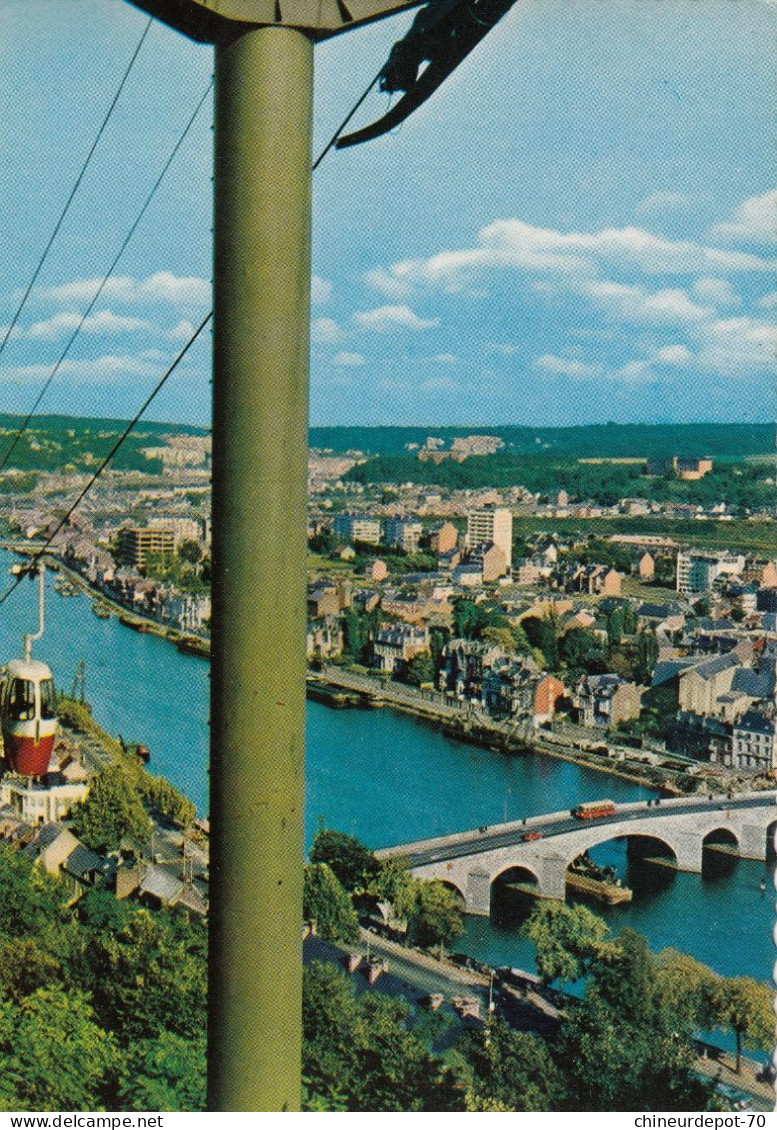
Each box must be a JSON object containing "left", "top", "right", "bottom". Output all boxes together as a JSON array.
[
  {"left": 313, "top": 664, "right": 713, "bottom": 797},
  {"left": 349, "top": 930, "right": 774, "bottom": 1111},
  {"left": 2, "top": 543, "right": 213, "bottom": 656}
]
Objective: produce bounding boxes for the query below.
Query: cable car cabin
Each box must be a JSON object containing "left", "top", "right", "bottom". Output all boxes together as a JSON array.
[{"left": 1, "top": 658, "right": 57, "bottom": 778}]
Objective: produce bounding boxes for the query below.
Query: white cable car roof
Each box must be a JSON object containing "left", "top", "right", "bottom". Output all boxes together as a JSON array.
[{"left": 4, "top": 657, "right": 53, "bottom": 680}]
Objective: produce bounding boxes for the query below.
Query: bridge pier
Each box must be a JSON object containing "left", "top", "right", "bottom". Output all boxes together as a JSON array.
[
  {"left": 537, "top": 855, "right": 567, "bottom": 900},
  {"left": 669, "top": 830, "right": 704, "bottom": 874},
  {"left": 464, "top": 869, "right": 491, "bottom": 915},
  {"left": 739, "top": 823, "right": 768, "bottom": 862}
]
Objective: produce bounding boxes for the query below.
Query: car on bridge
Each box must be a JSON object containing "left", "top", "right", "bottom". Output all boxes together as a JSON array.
[{"left": 522, "top": 830, "right": 542, "bottom": 841}]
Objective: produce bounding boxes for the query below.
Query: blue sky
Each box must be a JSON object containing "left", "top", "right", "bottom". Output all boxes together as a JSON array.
[{"left": 0, "top": 0, "right": 774, "bottom": 427}]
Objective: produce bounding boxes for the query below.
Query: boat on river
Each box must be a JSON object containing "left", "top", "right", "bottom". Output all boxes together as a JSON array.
[
  {"left": 119, "top": 614, "right": 153, "bottom": 633},
  {"left": 175, "top": 635, "right": 210, "bottom": 658}
]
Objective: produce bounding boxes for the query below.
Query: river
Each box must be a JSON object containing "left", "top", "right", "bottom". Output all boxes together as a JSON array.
[{"left": 1, "top": 554, "right": 771, "bottom": 985}]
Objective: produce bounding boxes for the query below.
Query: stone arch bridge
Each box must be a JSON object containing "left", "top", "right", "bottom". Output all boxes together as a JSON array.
[{"left": 376, "top": 792, "right": 777, "bottom": 915}]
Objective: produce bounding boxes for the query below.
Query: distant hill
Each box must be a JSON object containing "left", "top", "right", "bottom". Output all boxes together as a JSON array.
[
  {"left": 0, "top": 414, "right": 207, "bottom": 438},
  {"left": 309, "top": 422, "right": 775, "bottom": 460},
  {"left": 0, "top": 415, "right": 208, "bottom": 477}
]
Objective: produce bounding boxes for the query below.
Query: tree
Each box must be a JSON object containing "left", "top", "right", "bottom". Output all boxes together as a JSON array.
[
  {"left": 634, "top": 630, "right": 659, "bottom": 685},
  {"left": 653, "top": 949, "right": 719, "bottom": 1033},
  {"left": 342, "top": 608, "right": 372, "bottom": 664},
  {"left": 556, "top": 929, "right": 716, "bottom": 1112},
  {"left": 452, "top": 599, "right": 488, "bottom": 640},
  {"left": 368, "top": 856, "right": 418, "bottom": 920},
  {"left": 510, "top": 622, "right": 532, "bottom": 655},
  {"left": 560, "top": 629, "right": 606, "bottom": 677},
  {"left": 428, "top": 626, "right": 449, "bottom": 675},
  {"left": 71, "top": 765, "right": 152, "bottom": 853},
  {"left": 407, "top": 881, "right": 463, "bottom": 950},
  {"left": 405, "top": 651, "right": 435, "bottom": 687},
  {"left": 0, "top": 845, "right": 63, "bottom": 941},
  {"left": 302, "top": 960, "right": 360, "bottom": 1110},
  {"left": 309, "top": 829, "right": 379, "bottom": 891},
  {"left": 463, "top": 1018, "right": 564, "bottom": 1111},
  {"left": 302, "top": 962, "right": 463, "bottom": 1112},
  {"left": 522, "top": 617, "right": 559, "bottom": 670},
  {"left": 177, "top": 539, "right": 203, "bottom": 566},
  {"left": 556, "top": 986, "right": 712, "bottom": 1112},
  {"left": 0, "top": 939, "right": 61, "bottom": 1003},
  {"left": 606, "top": 607, "right": 625, "bottom": 647},
  {"left": 622, "top": 603, "right": 639, "bottom": 634},
  {"left": 71, "top": 909, "right": 207, "bottom": 1043},
  {"left": 349, "top": 991, "right": 462, "bottom": 1111},
  {"left": 523, "top": 902, "right": 610, "bottom": 987},
  {"left": 0, "top": 988, "right": 116, "bottom": 1112},
  {"left": 711, "top": 976, "right": 774, "bottom": 1074},
  {"left": 481, "top": 626, "right": 516, "bottom": 654},
  {"left": 116, "top": 1032, "right": 206, "bottom": 1112},
  {"left": 137, "top": 774, "right": 196, "bottom": 828},
  {"left": 303, "top": 864, "right": 360, "bottom": 944}
]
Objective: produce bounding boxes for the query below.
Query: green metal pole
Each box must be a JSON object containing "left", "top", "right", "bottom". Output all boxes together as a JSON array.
[{"left": 209, "top": 24, "right": 313, "bottom": 1112}]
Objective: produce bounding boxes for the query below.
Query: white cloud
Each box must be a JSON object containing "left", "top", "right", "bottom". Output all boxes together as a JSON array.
[
  {"left": 758, "top": 291, "right": 777, "bottom": 308},
  {"left": 333, "top": 351, "right": 365, "bottom": 366},
  {"left": 692, "top": 277, "right": 740, "bottom": 306},
  {"left": 0, "top": 353, "right": 162, "bottom": 385},
  {"left": 618, "top": 360, "right": 653, "bottom": 380},
  {"left": 433, "top": 353, "right": 458, "bottom": 363},
  {"left": 364, "top": 267, "right": 413, "bottom": 299},
  {"left": 582, "top": 281, "right": 712, "bottom": 326},
  {"left": 311, "top": 275, "right": 332, "bottom": 304},
  {"left": 311, "top": 317, "right": 341, "bottom": 344},
  {"left": 636, "top": 191, "right": 693, "bottom": 215},
  {"left": 168, "top": 319, "right": 197, "bottom": 341},
  {"left": 353, "top": 304, "right": 439, "bottom": 332},
  {"left": 692, "top": 315, "right": 777, "bottom": 375},
  {"left": 27, "top": 310, "right": 153, "bottom": 340},
  {"left": 35, "top": 272, "right": 210, "bottom": 307},
  {"left": 370, "top": 218, "right": 777, "bottom": 298},
  {"left": 534, "top": 354, "right": 602, "bottom": 378},
  {"left": 655, "top": 344, "right": 693, "bottom": 366},
  {"left": 712, "top": 191, "right": 776, "bottom": 244}
]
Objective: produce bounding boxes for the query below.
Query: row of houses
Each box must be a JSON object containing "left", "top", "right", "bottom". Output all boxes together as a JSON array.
[{"left": 0, "top": 806, "right": 207, "bottom": 917}]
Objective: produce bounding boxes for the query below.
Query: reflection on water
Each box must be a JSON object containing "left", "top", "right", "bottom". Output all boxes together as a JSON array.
[
  {"left": 0, "top": 552, "right": 767, "bottom": 988},
  {"left": 461, "top": 838, "right": 773, "bottom": 983}
]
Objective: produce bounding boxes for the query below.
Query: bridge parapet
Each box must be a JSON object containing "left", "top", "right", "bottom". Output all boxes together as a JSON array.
[{"left": 401, "top": 793, "right": 776, "bottom": 912}]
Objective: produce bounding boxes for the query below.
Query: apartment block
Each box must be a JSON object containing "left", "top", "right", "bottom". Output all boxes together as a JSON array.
[
  {"left": 117, "top": 526, "right": 175, "bottom": 570},
  {"left": 676, "top": 550, "right": 745, "bottom": 594},
  {"left": 333, "top": 513, "right": 382, "bottom": 546},
  {"left": 465, "top": 506, "right": 512, "bottom": 569}
]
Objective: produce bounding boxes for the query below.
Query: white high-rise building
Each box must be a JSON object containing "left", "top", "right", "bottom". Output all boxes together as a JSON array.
[
  {"left": 465, "top": 506, "right": 513, "bottom": 570},
  {"left": 676, "top": 549, "right": 745, "bottom": 594}
]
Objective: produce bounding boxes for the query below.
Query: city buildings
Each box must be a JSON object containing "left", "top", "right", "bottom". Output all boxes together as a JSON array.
[
  {"left": 116, "top": 526, "right": 175, "bottom": 570},
  {"left": 465, "top": 505, "right": 512, "bottom": 571},
  {"left": 333, "top": 513, "right": 382, "bottom": 546},
  {"left": 676, "top": 550, "right": 746, "bottom": 595}
]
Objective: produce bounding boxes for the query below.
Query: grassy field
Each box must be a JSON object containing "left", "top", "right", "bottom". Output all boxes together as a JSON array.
[{"left": 512, "top": 517, "right": 776, "bottom": 556}]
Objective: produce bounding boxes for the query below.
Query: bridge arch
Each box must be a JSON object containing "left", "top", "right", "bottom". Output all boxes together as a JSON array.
[
  {"left": 490, "top": 863, "right": 541, "bottom": 919},
  {"left": 491, "top": 862, "right": 541, "bottom": 890},
  {"left": 437, "top": 877, "right": 466, "bottom": 904},
  {"left": 561, "top": 830, "right": 678, "bottom": 873},
  {"left": 702, "top": 826, "right": 740, "bottom": 853},
  {"left": 766, "top": 820, "right": 777, "bottom": 862}
]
